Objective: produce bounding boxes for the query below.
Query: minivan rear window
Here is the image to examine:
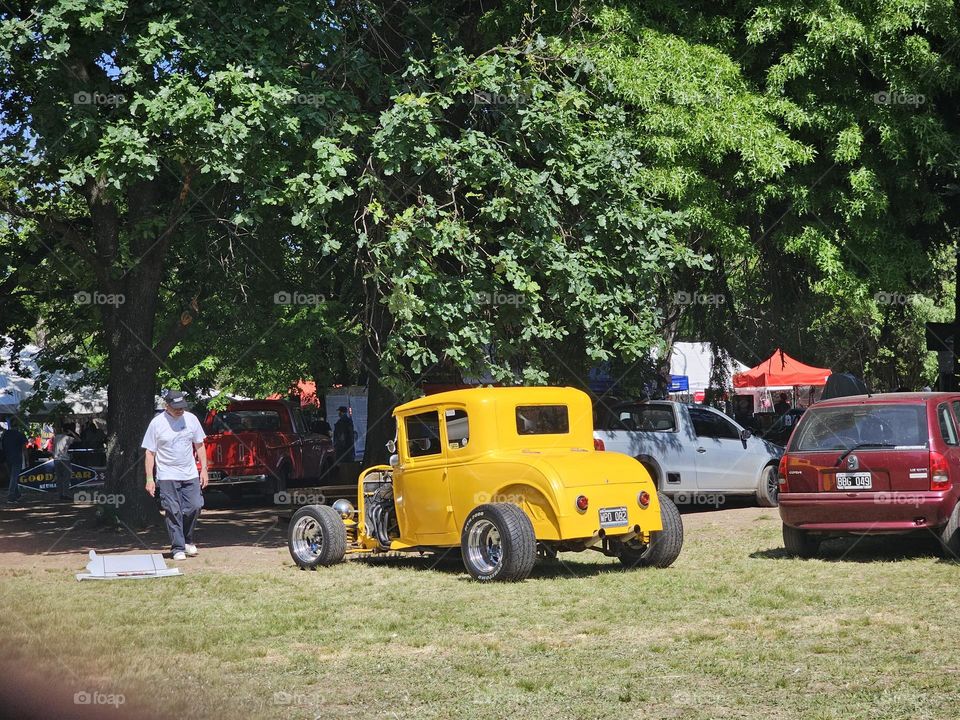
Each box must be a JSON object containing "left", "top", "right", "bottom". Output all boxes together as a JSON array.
[{"left": 791, "top": 404, "right": 928, "bottom": 452}]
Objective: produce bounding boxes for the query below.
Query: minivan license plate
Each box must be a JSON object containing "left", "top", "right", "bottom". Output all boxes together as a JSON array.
[
  {"left": 835, "top": 472, "right": 872, "bottom": 490},
  {"left": 599, "top": 506, "right": 628, "bottom": 528}
]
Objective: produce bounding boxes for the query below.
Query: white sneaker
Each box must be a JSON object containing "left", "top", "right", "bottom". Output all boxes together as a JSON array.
[
  {"left": 184, "top": 544, "right": 198, "bottom": 557},
  {"left": 172, "top": 551, "right": 187, "bottom": 561}
]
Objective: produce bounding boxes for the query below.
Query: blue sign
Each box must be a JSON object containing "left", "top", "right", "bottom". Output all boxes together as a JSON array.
[
  {"left": 18, "top": 460, "right": 104, "bottom": 492},
  {"left": 669, "top": 375, "right": 689, "bottom": 392}
]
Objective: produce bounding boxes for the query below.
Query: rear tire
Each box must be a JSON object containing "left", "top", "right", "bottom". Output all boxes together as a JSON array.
[
  {"left": 939, "top": 504, "right": 960, "bottom": 560},
  {"left": 756, "top": 465, "right": 779, "bottom": 507},
  {"left": 618, "top": 492, "right": 683, "bottom": 569},
  {"left": 782, "top": 523, "right": 820, "bottom": 558},
  {"left": 288, "top": 504, "right": 347, "bottom": 569},
  {"left": 461, "top": 503, "right": 536, "bottom": 582}
]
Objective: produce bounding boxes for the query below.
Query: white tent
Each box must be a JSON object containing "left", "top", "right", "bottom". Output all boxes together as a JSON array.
[
  {"left": 670, "top": 342, "right": 750, "bottom": 392},
  {"left": 0, "top": 340, "right": 107, "bottom": 417}
]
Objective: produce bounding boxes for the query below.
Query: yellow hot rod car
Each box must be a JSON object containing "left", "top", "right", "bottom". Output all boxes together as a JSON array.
[{"left": 287, "top": 386, "right": 682, "bottom": 581}]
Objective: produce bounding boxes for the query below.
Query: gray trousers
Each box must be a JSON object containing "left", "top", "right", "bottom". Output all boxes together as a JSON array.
[
  {"left": 157, "top": 478, "right": 204, "bottom": 553},
  {"left": 54, "top": 459, "right": 72, "bottom": 498}
]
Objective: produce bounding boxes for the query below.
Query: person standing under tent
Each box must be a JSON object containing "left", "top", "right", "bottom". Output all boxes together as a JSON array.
[{"left": 2, "top": 418, "right": 28, "bottom": 504}]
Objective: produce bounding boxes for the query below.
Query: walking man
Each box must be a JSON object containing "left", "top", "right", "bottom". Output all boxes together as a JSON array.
[
  {"left": 333, "top": 406, "right": 355, "bottom": 464},
  {"left": 142, "top": 390, "right": 208, "bottom": 561},
  {"left": 54, "top": 421, "right": 78, "bottom": 500},
  {"left": 2, "top": 418, "right": 28, "bottom": 503}
]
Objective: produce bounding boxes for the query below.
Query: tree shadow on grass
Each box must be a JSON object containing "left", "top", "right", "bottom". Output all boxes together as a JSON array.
[
  {"left": 751, "top": 534, "right": 946, "bottom": 563},
  {"left": 0, "top": 491, "right": 288, "bottom": 558},
  {"left": 351, "top": 550, "right": 626, "bottom": 580}
]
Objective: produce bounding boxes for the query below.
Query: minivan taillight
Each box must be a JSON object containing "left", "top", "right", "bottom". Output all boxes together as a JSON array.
[
  {"left": 778, "top": 455, "right": 789, "bottom": 493},
  {"left": 930, "top": 450, "right": 951, "bottom": 491},
  {"left": 594, "top": 438, "right": 605, "bottom": 451}
]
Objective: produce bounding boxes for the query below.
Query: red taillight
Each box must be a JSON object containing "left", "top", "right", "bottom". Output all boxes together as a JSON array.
[
  {"left": 778, "top": 455, "right": 789, "bottom": 493},
  {"left": 594, "top": 438, "right": 605, "bottom": 451},
  {"left": 576, "top": 495, "right": 589, "bottom": 512},
  {"left": 930, "top": 450, "right": 951, "bottom": 491},
  {"left": 638, "top": 491, "right": 650, "bottom": 508}
]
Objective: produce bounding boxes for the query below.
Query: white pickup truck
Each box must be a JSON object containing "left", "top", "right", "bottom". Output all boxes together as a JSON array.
[{"left": 593, "top": 400, "right": 783, "bottom": 506}]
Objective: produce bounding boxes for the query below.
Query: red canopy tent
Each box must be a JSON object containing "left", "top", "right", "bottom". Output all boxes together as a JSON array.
[{"left": 733, "top": 349, "right": 832, "bottom": 388}]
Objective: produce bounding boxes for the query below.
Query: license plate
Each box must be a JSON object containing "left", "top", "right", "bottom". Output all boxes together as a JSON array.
[
  {"left": 836, "top": 472, "right": 872, "bottom": 490},
  {"left": 599, "top": 506, "right": 628, "bottom": 528}
]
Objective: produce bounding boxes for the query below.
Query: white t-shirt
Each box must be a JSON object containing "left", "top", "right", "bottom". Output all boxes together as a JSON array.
[
  {"left": 53, "top": 433, "right": 75, "bottom": 460},
  {"left": 141, "top": 411, "right": 206, "bottom": 480}
]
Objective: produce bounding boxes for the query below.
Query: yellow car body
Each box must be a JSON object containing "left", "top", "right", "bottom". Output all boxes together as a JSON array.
[{"left": 288, "top": 386, "right": 683, "bottom": 581}]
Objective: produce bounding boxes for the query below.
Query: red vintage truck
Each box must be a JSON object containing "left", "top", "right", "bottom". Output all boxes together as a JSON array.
[{"left": 203, "top": 400, "right": 343, "bottom": 500}]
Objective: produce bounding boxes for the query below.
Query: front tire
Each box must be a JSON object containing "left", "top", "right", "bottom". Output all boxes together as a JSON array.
[
  {"left": 782, "top": 523, "right": 820, "bottom": 558},
  {"left": 756, "top": 465, "right": 779, "bottom": 507},
  {"left": 288, "top": 504, "right": 347, "bottom": 569},
  {"left": 617, "top": 492, "right": 683, "bottom": 569},
  {"left": 461, "top": 503, "right": 536, "bottom": 582}
]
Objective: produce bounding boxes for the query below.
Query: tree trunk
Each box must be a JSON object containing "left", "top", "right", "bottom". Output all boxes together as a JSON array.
[
  {"left": 360, "top": 291, "right": 397, "bottom": 468},
  {"left": 102, "top": 280, "right": 162, "bottom": 527}
]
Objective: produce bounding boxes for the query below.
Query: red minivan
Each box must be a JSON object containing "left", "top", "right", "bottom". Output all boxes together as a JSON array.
[{"left": 778, "top": 392, "right": 960, "bottom": 558}]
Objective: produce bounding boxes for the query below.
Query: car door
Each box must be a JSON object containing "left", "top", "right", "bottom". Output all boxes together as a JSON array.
[
  {"left": 620, "top": 403, "right": 698, "bottom": 492},
  {"left": 689, "top": 406, "right": 757, "bottom": 492},
  {"left": 394, "top": 409, "right": 457, "bottom": 543}
]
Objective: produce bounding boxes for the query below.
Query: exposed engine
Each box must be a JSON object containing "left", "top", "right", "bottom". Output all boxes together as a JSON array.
[{"left": 363, "top": 472, "right": 398, "bottom": 549}]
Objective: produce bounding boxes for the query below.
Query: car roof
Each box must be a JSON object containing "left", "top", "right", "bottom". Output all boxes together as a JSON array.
[
  {"left": 395, "top": 386, "right": 586, "bottom": 414},
  {"left": 811, "top": 392, "right": 957, "bottom": 408}
]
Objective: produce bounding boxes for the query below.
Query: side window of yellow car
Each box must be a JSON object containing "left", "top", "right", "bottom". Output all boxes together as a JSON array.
[
  {"left": 444, "top": 408, "right": 469, "bottom": 450},
  {"left": 405, "top": 411, "right": 442, "bottom": 459}
]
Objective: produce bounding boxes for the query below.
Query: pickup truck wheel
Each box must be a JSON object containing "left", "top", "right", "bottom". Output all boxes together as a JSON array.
[
  {"left": 756, "top": 465, "right": 779, "bottom": 507},
  {"left": 461, "top": 503, "right": 536, "bottom": 582},
  {"left": 782, "top": 523, "right": 820, "bottom": 559},
  {"left": 617, "top": 493, "right": 683, "bottom": 569},
  {"left": 288, "top": 504, "right": 347, "bottom": 569},
  {"left": 268, "top": 467, "right": 289, "bottom": 501},
  {"left": 639, "top": 460, "right": 661, "bottom": 490}
]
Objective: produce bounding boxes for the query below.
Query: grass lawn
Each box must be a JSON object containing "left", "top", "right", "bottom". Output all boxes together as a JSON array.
[{"left": 1, "top": 502, "right": 959, "bottom": 719}]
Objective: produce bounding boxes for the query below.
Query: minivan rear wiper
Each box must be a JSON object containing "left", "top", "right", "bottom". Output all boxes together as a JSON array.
[{"left": 834, "top": 442, "right": 896, "bottom": 467}]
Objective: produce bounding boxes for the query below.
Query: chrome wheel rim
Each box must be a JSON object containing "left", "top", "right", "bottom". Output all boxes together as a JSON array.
[
  {"left": 292, "top": 516, "right": 323, "bottom": 562},
  {"left": 466, "top": 519, "right": 502, "bottom": 574}
]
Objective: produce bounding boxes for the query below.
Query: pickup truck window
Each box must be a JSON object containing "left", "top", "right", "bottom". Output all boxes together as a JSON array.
[
  {"left": 516, "top": 405, "right": 569, "bottom": 435},
  {"left": 444, "top": 409, "right": 470, "bottom": 449},
  {"left": 212, "top": 410, "right": 281, "bottom": 432},
  {"left": 616, "top": 405, "right": 677, "bottom": 432},
  {"left": 406, "top": 411, "right": 442, "bottom": 458},
  {"left": 689, "top": 407, "right": 740, "bottom": 440}
]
